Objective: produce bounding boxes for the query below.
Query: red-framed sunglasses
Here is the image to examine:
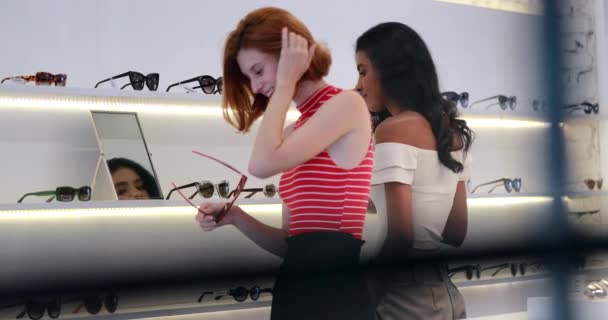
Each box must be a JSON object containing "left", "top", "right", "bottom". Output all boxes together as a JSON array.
[{"left": 172, "top": 151, "right": 248, "bottom": 222}]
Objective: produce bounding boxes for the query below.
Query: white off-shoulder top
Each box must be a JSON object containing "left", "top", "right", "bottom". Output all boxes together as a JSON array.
[{"left": 369, "top": 142, "right": 472, "bottom": 251}]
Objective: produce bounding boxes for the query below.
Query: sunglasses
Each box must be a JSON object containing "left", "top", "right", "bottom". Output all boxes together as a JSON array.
[
  {"left": 562, "top": 102, "right": 599, "bottom": 114},
  {"left": 531, "top": 99, "right": 547, "bottom": 112},
  {"left": 18, "top": 186, "right": 92, "bottom": 203},
  {"left": 166, "top": 75, "right": 223, "bottom": 94},
  {"left": 234, "top": 184, "right": 277, "bottom": 199},
  {"left": 448, "top": 264, "right": 481, "bottom": 280},
  {"left": 569, "top": 209, "right": 600, "bottom": 218},
  {"left": 584, "top": 178, "right": 603, "bottom": 190},
  {"left": 15, "top": 298, "right": 61, "bottom": 320},
  {"left": 467, "top": 178, "right": 522, "bottom": 194},
  {"left": 1, "top": 72, "right": 67, "bottom": 86},
  {"left": 480, "top": 263, "right": 526, "bottom": 277},
  {"left": 441, "top": 91, "right": 469, "bottom": 108},
  {"left": 172, "top": 151, "right": 247, "bottom": 222},
  {"left": 469, "top": 95, "right": 517, "bottom": 110},
  {"left": 166, "top": 180, "right": 230, "bottom": 200},
  {"left": 72, "top": 293, "right": 119, "bottom": 315},
  {"left": 94, "top": 71, "right": 159, "bottom": 91},
  {"left": 198, "top": 286, "right": 273, "bottom": 303}
]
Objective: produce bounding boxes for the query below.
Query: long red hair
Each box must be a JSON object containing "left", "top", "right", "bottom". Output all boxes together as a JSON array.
[{"left": 222, "top": 7, "right": 332, "bottom": 132}]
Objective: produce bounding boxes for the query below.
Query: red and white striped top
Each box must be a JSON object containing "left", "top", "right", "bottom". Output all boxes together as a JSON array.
[{"left": 279, "top": 85, "right": 374, "bottom": 239}]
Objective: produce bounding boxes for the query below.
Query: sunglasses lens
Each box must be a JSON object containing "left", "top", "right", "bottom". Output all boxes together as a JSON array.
[
  {"left": 129, "top": 73, "right": 145, "bottom": 90},
  {"left": 498, "top": 96, "right": 507, "bottom": 110},
  {"left": 520, "top": 264, "right": 526, "bottom": 276},
  {"left": 504, "top": 181, "right": 512, "bottom": 192},
  {"left": 78, "top": 186, "right": 92, "bottom": 201},
  {"left": 466, "top": 179, "right": 473, "bottom": 192},
  {"left": 217, "top": 181, "right": 230, "bottom": 198},
  {"left": 26, "top": 302, "right": 44, "bottom": 320},
  {"left": 36, "top": 72, "right": 53, "bottom": 85},
  {"left": 510, "top": 264, "right": 517, "bottom": 276},
  {"left": 597, "top": 179, "right": 603, "bottom": 189},
  {"left": 217, "top": 77, "right": 223, "bottom": 94},
  {"left": 200, "top": 77, "right": 215, "bottom": 94},
  {"left": 584, "top": 179, "right": 595, "bottom": 190},
  {"left": 104, "top": 293, "right": 119, "bottom": 313},
  {"left": 460, "top": 92, "right": 469, "bottom": 108},
  {"left": 47, "top": 298, "right": 61, "bottom": 318},
  {"left": 233, "top": 287, "right": 248, "bottom": 302},
  {"left": 54, "top": 74, "right": 67, "bottom": 86},
  {"left": 198, "top": 183, "right": 214, "bottom": 198},
  {"left": 465, "top": 267, "right": 473, "bottom": 280},
  {"left": 510, "top": 97, "right": 517, "bottom": 109},
  {"left": 513, "top": 179, "right": 522, "bottom": 192},
  {"left": 264, "top": 184, "right": 277, "bottom": 198},
  {"left": 250, "top": 287, "right": 261, "bottom": 301},
  {"left": 147, "top": 74, "right": 159, "bottom": 91},
  {"left": 84, "top": 295, "right": 102, "bottom": 315},
  {"left": 56, "top": 187, "right": 75, "bottom": 202}
]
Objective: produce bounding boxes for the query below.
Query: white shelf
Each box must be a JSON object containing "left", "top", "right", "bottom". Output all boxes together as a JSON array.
[{"left": 0, "top": 84, "right": 221, "bottom": 103}]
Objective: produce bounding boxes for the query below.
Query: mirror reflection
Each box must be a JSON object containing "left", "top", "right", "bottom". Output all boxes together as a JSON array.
[{"left": 91, "top": 111, "right": 163, "bottom": 200}]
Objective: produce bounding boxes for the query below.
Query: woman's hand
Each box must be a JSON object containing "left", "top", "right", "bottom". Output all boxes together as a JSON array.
[
  {"left": 195, "top": 202, "right": 240, "bottom": 231},
  {"left": 275, "top": 27, "right": 317, "bottom": 89}
]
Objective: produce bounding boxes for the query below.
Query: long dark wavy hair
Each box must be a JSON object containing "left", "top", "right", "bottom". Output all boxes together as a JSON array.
[
  {"left": 356, "top": 22, "right": 473, "bottom": 173},
  {"left": 107, "top": 157, "right": 162, "bottom": 199}
]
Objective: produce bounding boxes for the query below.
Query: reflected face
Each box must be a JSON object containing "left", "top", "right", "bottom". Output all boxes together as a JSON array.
[
  {"left": 111, "top": 167, "right": 150, "bottom": 200},
  {"left": 355, "top": 51, "right": 386, "bottom": 112},
  {"left": 236, "top": 48, "right": 278, "bottom": 98}
]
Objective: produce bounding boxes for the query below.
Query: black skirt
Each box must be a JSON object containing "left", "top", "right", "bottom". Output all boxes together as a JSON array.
[{"left": 270, "top": 231, "right": 375, "bottom": 320}]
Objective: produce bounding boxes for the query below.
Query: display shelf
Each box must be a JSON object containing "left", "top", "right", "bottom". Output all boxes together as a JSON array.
[{"left": 0, "top": 85, "right": 567, "bottom": 127}]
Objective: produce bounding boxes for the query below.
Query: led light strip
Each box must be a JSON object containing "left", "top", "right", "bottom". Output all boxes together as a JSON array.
[
  {"left": 461, "top": 117, "right": 550, "bottom": 129},
  {"left": 0, "top": 93, "right": 555, "bottom": 128},
  {"left": 0, "top": 198, "right": 555, "bottom": 219},
  {"left": 433, "top": 0, "right": 543, "bottom": 15},
  {"left": 0, "top": 204, "right": 283, "bottom": 220},
  {"left": 467, "top": 196, "right": 552, "bottom": 207}
]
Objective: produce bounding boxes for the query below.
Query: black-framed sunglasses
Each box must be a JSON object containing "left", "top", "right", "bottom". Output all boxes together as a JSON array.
[
  {"left": 467, "top": 178, "right": 522, "bottom": 194},
  {"left": 198, "top": 286, "right": 272, "bottom": 303},
  {"left": 469, "top": 95, "right": 517, "bottom": 110},
  {"left": 72, "top": 293, "right": 119, "bottom": 315},
  {"left": 15, "top": 298, "right": 61, "bottom": 320},
  {"left": 569, "top": 209, "right": 601, "bottom": 218},
  {"left": 172, "top": 151, "right": 248, "bottom": 222},
  {"left": 166, "top": 75, "right": 223, "bottom": 94},
  {"left": 480, "top": 263, "right": 526, "bottom": 277},
  {"left": 531, "top": 99, "right": 547, "bottom": 112},
  {"left": 166, "top": 180, "right": 230, "bottom": 200},
  {"left": 231, "top": 184, "right": 277, "bottom": 199},
  {"left": 562, "top": 102, "right": 599, "bottom": 114},
  {"left": 448, "top": 264, "right": 481, "bottom": 280},
  {"left": 18, "top": 186, "right": 92, "bottom": 203},
  {"left": 94, "top": 71, "right": 159, "bottom": 91},
  {"left": 441, "top": 91, "right": 469, "bottom": 108}
]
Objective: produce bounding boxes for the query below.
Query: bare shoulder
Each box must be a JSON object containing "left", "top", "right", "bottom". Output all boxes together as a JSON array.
[
  {"left": 324, "top": 90, "right": 367, "bottom": 113},
  {"left": 316, "top": 89, "right": 369, "bottom": 123},
  {"left": 375, "top": 111, "right": 434, "bottom": 147}
]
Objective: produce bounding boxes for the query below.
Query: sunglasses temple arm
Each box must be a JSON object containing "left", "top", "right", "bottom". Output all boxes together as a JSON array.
[
  {"left": 188, "top": 190, "right": 198, "bottom": 200},
  {"left": 468, "top": 96, "right": 498, "bottom": 109},
  {"left": 94, "top": 72, "right": 130, "bottom": 88},
  {"left": 165, "top": 83, "right": 179, "bottom": 92},
  {"left": 120, "top": 82, "right": 134, "bottom": 90},
  {"left": 17, "top": 194, "right": 31, "bottom": 203},
  {"left": 470, "top": 179, "right": 504, "bottom": 193},
  {"left": 46, "top": 196, "right": 56, "bottom": 202}
]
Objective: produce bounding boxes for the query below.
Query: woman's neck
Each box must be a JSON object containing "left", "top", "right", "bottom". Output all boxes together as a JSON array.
[{"left": 293, "top": 79, "right": 327, "bottom": 106}]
